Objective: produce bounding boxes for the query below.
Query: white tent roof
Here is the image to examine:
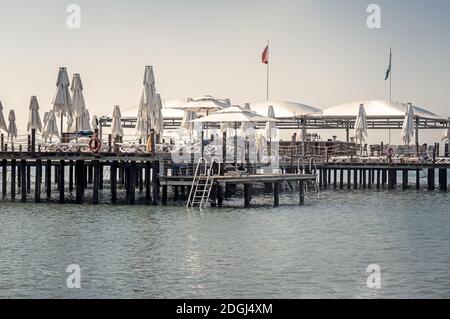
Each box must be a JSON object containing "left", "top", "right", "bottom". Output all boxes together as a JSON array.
[
  {"left": 318, "top": 100, "right": 442, "bottom": 120},
  {"left": 191, "top": 105, "right": 278, "bottom": 123},
  {"left": 249, "top": 100, "right": 321, "bottom": 118}
]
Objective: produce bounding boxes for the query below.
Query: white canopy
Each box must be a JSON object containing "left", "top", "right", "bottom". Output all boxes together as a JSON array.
[
  {"left": 0, "top": 100, "right": 8, "bottom": 132},
  {"left": 191, "top": 106, "right": 279, "bottom": 123},
  {"left": 354, "top": 104, "right": 368, "bottom": 144},
  {"left": 27, "top": 96, "right": 43, "bottom": 132},
  {"left": 43, "top": 110, "right": 59, "bottom": 140},
  {"left": 249, "top": 100, "right": 320, "bottom": 118},
  {"left": 319, "top": 100, "right": 442, "bottom": 120},
  {"left": 8, "top": 110, "right": 17, "bottom": 139},
  {"left": 111, "top": 105, "right": 123, "bottom": 136},
  {"left": 401, "top": 103, "right": 415, "bottom": 145},
  {"left": 169, "top": 95, "right": 229, "bottom": 114}
]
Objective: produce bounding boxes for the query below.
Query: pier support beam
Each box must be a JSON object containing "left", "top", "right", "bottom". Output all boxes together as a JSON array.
[
  {"left": 2, "top": 159, "right": 7, "bottom": 198},
  {"left": 402, "top": 169, "right": 409, "bottom": 190},
  {"left": 35, "top": 159, "right": 41, "bottom": 203},
  {"left": 388, "top": 168, "right": 396, "bottom": 190},
  {"left": 69, "top": 160, "right": 74, "bottom": 192},
  {"left": 111, "top": 161, "right": 118, "bottom": 205},
  {"left": 59, "top": 160, "right": 65, "bottom": 203},
  {"left": 93, "top": 160, "right": 100, "bottom": 204},
  {"left": 46, "top": 160, "right": 51, "bottom": 199},
  {"left": 273, "top": 181, "right": 280, "bottom": 207},
  {"left": 129, "top": 161, "right": 136, "bottom": 205},
  {"left": 75, "top": 160, "right": 85, "bottom": 204},
  {"left": 439, "top": 168, "right": 447, "bottom": 191},
  {"left": 152, "top": 161, "right": 160, "bottom": 205},
  {"left": 244, "top": 184, "right": 252, "bottom": 208},
  {"left": 145, "top": 161, "right": 151, "bottom": 202},
  {"left": 21, "top": 160, "right": 26, "bottom": 202},
  {"left": 11, "top": 159, "right": 16, "bottom": 200},
  {"left": 299, "top": 180, "right": 305, "bottom": 205},
  {"left": 347, "top": 169, "right": 351, "bottom": 189},
  {"left": 427, "top": 168, "right": 435, "bottom": 190}
]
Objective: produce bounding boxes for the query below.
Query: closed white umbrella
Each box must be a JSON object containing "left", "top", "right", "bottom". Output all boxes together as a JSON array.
[
  {"left": 401, "top": 103, "right": 415, "bottom": 146},
  {"left": 240, "top": 103, "right": 255, "bottom": 138},
  {"left": 42, "top": 111, "right": 49, "bottom": 139},
  {"left": 79, "top": 109, "right": 91, "bottom": 131},
  {"left": 153, "top": 93, "right": 164, "bottom": 135},
  {"left": 264, "top": 105, "right": 278, "bottom": 140},
  {"left": 27, "top": 96, "right": 43, "bottom": 132},
  {"left": 52, "top": 67, "right": 73, "bottom": 133},
  {"left": 111, "top": 105, "right": 123, "bottom": 137},
  {"left": 136, "top": 65, "right": 156, "bottom": 137},
  {"left": 92, "top": 115, "right": 99, "bottom": 131},
  {"left": 8, "top": 110, "right": 18, "bottom": 141},
  {"left": 0, "top": 100, "right": 7, "bottom": 132},
  {"left": 441, "top": 125, "right": 450, "bottom": 143},
  {"left": 43, "top": 110, "right": 60, "bottom": 141},
  {"left": 354, "top": 104, "right": 368, "bottom": 145}
]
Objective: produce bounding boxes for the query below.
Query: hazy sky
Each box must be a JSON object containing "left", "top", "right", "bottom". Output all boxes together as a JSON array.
[{"left": 0, "top": 0, "right": 449, "bottom": 142}]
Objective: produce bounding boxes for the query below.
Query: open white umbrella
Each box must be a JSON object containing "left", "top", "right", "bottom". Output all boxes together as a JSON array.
[
  {"left": 401, "top": 103, "right": 415, "bottom": 146},
  {"left": 52, "top": 67, "right": 72, "bottom": 133},
  {"left": 43, "top": 110, "right": 60, "bottom": 141},
  {"left": 111, "top": 105, "right": 123, "bottom": 137},
  {"left": 192, "top": 105, "right": 278, "bottom": 124},
  {"left": 27, "top": 96, "right": 42, "bottom": 132},
  {"left": 354, "top": 104, "right": 368, "bottom": 146},
  {"left": 169, "top": 95, "right": 228, "bottom": 114},
  {"left": 264, "top": 105, "right": 278, "bottom": 141},
  {"left": 8, "top": 110, "right": 18, "bottom": 141},
  {"left": 0, "top": 100, "right": 7, "bottom": 132}
]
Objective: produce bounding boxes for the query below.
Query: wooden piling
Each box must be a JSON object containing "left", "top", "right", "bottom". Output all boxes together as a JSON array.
[
  {"left": 244, "top": 184, "right": 252, "bottom": 207},
  {"left": 75, "top": 160, "right": 84, "bottom": 204},
  {"left": 299, "top": 180, "right": 305, "bottom": 205},
  {"left": 273, "top": 181, "right": 280, "bottom": 207},
  {"left": 162, "top": 185, "right": 168, "bottom": 205},
  {"left": 2, "top": 159, "right": 6, "bottom": 198},
  {"left": 59, "top": 160, "right": 65, "bottom": 203},
  {"left": 427, "top": 168, "right": 435, "bottom": 190},
  {"left": 11, "top": 159, "right": 16, "bottom": 200},
  {"left": 402, "top": 169, "right": 408, "bottom": 190},
  {"left": 439, "top": 168, "right": 447, "bottom": 191},
  {"left": 46, "top": 160, "right": 51, "bottom": 199},
  {"left": 35, "top": 159, "right": 41, "bottom": 203},
  {"left": 21, "top": 160, "right": 26, "bottom": 202},
  {"left": 145, "top": 161, "right": 151, "bottom": 202},
  {"left": 111, "top": 161, "right": 118, "bottom": 205},
  {"left": 152, "top": 161, "right": 160, "bottom": 205},
  {"left": 93, "top": 160, "right": 100, "bottom": 204},
  {"left": 69, "top": 160, "right": 74, "bottom": 192}
]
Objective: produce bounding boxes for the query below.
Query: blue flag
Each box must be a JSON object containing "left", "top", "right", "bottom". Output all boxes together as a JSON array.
[{"left": 385, "top": 49, "right": 392, "bottom": 81}]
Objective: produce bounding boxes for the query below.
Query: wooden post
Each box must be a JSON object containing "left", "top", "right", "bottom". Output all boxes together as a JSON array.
[
  {"left": 69, "top": 160, "right": 74, "bottom": 192},
  {"left": 376, "top": 169, "right": 381, "bottom": 190},
  {"left": 21, "top": 160, "right": 26, "bottom": 202},
  {"left": 26, "top": 163, "right": 31, "bottom": 193},
  {"left": 108, "top": 134, "right": 112, "bottom": 153},
  {"left": 273, "top": 181, "right": 280, "bottom": 207},
  {"left": 299, "top": 180, "right": 305, "bottom": 205},
  {"left": 145, "top": 161, "right": 151, "bottom": 202},
  {"left": 353, "top": 169, "right": 358, "bottom": 189},
  {"left": 416, "top": 169, "right": 420, "bottom": 190},
  {"left": 362, "top": 169, "right": 367, "bottom": 189},
  {"left": 439, "top": 169, "right": 447, "bottom": 191},
  {"left": 333, "top": 169, "right": 337, "bottom": 189},
  {"left": 88, "top": 163, "right": 93, "bottom": 184},
  {"left": 35, "top": 159, "right": 42, "bottom": 203},
  {"left": 445, "top": 144, "right": 449, "bottom": 157},
  {"left": 217, "top": 183, "right": 223, "bottom": 207},
  {"left": 244, "top": 184, "right": 252, "bottom": 207},
  {"left": 339, "top": 169, "right": 344, "bottom": 189},
  {"left": 380, "top": 142, "right": 384, "bottom": 155},
  {"left": 46, "top": 160, "right": 51, "bottom": 199},
  {"left": 59, "top": 160, "right": 65, "bottom": 203},
  {"left": 93, "top": 160, "right": 100, "bottom": 204},
  {"left": 152, "top": 160, "right": 160, "bottom": 205},
  {"left": 11, "top": 159, "right": 16, "bottom": 200},
  {"left": 31, "top": 128, "right": 36, "bottom": 153},
  {"left": 162, "top": 185, "right": 168, "bottom": 205},
  {"left": 99, "top": 164, "right": 104, "bottom": 190},
  {"left": 0, "top": 134, "right": 3, "bottom": 151},
  {"left": 2, "top": 159, "right": 7, "bottom": 198},
  {"left": 17, "top": 160, "right": 22, "bottom": 189},
  {"left": 402, "top": 169, "right": 408, "bottom": 190},
  {"left": 347, "top": 169, "right": 351, "bottom": 189},
  {"left": 111, "top": 161, "right": 118, "bottom": 205},
  {"left": 427, "top": 168, "right": 435, "bottom": 190},
  {"left": 75, "top": 160, "right": 84, "bottom": 204},
  {"left": 367, "top": 169, "right": 372, "bottom": 189}
]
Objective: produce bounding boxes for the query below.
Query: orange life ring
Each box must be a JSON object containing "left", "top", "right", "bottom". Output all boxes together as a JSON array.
[{"left": 89, "top": 134, "right": 102, "bottom": 154}]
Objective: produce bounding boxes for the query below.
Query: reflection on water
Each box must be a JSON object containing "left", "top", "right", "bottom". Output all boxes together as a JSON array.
[{"left": 0, "top": 188, "right": 449, "bottom": 298}]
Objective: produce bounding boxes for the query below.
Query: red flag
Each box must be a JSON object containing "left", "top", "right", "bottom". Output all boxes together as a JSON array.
[{"left": 262, "top": 45, "right": 269, "bottom": 64}]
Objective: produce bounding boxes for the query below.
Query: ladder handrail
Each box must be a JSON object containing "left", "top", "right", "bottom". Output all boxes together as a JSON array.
[
  {"left": 187, "top": 157, "right": 208, "bottom": 208},
  {"left": 199, "top": 158, "right": 221, "bottom": 210}
]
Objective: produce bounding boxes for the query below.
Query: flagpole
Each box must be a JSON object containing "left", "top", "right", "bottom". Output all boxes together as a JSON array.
[
  {"left": 388, "top": 47, "right": 392, "bottom": 145},
  {"left": 266, "top": 40, "right": 269, "bottom": 101}
]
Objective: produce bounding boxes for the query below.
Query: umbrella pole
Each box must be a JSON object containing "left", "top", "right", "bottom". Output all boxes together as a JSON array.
[{"left": 60, "top": 114, "right": 64, "bottom": 142}]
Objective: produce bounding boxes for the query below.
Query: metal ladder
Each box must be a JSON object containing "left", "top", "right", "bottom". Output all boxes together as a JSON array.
[
  {"left": 304, "top": 157, "right": 320, "bottom": 199},
  {"left": 186, "top": 158, "right": 220, "bottom": 210}
]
